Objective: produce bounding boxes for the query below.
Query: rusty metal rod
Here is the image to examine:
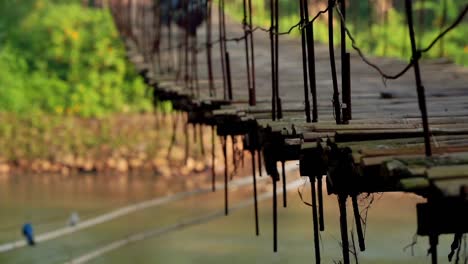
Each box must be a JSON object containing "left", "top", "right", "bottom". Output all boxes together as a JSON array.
[
  {"left": 342, "top": 52, "right": 351, "bottom": 123},
  {"left": 405, "top": 0, "right": 432, "bottom": 157},
  {"left": 311, "top": 177, "right": 321, "bottom": 263},
  {"left": 199, "top": 125, "right": 205, "bottom": 156},
  {"left": 274, "top": 0, "right": 282, "bottom": 119},
  {"left": 282, "top": 161, "right": 287, "bottom": 208},
  {"left": 225, "top": 51, "right": 233, "bottom": 101},
  {"left": 251, "top": 150, "right": 259, "bottom": 236},
  {"left": 184, "top": 1, "right": 190, "bottom": 91},
  {"left": 299, "top": 0, "right": 312, "bottom": 123},
  {"left": 168, "top": 0, "right": 173, "bottom": 72},
  {"left": 351, "top": 195, "right": 365, "bottom": 251},
  {"left": 317, "top": 177, "right": 325, "bottom": 231},
  {"left": 222, "top": 0, "right": 228, "bottom": 98},
  {"left": 175, "top": 30, "right": 183, "bottom": 82},
  {"left": 303, "top": 0, "right": 318, "bottom": 122},
  {"left": 184, "top": 120, "right": 190, "bottom": 165},
  {"left": 212, "top": 125, "right": 216, "bottom": 192},
  {"left": 339, "top": 194, "right": 350, "bottom": 264},
  {"left": 258, "top": 150, "right": 263, "bottom": 177},
  {"left": 243, "top": 0, "right": 253, "bottom": 106},
  {"left": 193, "top": 123, "right": 197, "bottom": 143},
  {"left": 167, "top": 112, "right": 180, "bottom": 159},
  {"left": 223, "top": 136, "right": 229, "bottom": 215},
  {"left": 193, "top": 30, "right": 200, "bottom": 98},
  {"left": 206, "top": 0, "right": 215, "bottom": 96},
  {"left": 219, "top": 0, "right": 227, "bottom": 99},
  {"left": 273, "top": 176, "right": 278, "bottom": 252},
  {"left": 184, "top": 31, "right": 189, "bottom": 89},
  {"left": 340, "top": 0, "right": 351, "bottom": 123},
  {"left": 430, "top": 235, "right": 439, "bottom": 264},
  {"left": 248, "top": 0, "right": 256, "bottom": 106},
  {"left": 328, "top": 0, "right": 342, "bottom": 124},
  {"left": 231, "top": 135, "right": 236, "bottom": 175},
  {"left": 270, "top": 0, "right": 276, "bottom": 121}
]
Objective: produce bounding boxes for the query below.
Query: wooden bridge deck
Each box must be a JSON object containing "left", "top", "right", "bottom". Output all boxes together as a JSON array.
[
  {"left": 134, "top": 12, "right": 468, "bottom": 121},
  {"left": 123, "top": 6, "right": 468, "bottom": 262},
  {"left": 129, "top": 10, "right": 468, "bottom": 188}
]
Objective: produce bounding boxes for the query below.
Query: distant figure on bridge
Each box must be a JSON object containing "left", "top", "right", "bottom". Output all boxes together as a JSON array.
[
  {"left": 172, "top": 0, "right": 208, "bottom": 35},
  {"left": 22, "top": 223, "right": 35, "bottom": 246}
]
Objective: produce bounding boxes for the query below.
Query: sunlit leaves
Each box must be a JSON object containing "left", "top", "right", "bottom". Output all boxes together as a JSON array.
[{"left": 0, "top": 1, "right": 152, "bottom": 116}]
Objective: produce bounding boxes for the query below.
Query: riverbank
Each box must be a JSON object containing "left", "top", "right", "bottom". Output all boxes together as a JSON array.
[{"left": 0, "top": 112, "right": 216, "bottom": 176}]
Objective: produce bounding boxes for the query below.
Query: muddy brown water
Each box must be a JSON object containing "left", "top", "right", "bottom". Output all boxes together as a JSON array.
[{"left": 0, "top": 164, "right": 460, "bottom": 263}]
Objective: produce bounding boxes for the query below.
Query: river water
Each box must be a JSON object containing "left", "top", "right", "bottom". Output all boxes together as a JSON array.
[{"left": 0, "top": 166, "right": 458, "bottom": 263}]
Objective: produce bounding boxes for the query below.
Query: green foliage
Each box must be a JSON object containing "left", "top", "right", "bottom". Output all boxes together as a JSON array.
[
  {"left": 223, "top": 0, "right": 468, "bottom": 66},
  {"left": 0, "top": 1, "right": 152, "bottom": 117}
]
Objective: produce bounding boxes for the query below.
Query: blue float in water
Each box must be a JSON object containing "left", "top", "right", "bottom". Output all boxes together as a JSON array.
[{"left": 22, "top": 223, "right": 35, "bottom": 246}]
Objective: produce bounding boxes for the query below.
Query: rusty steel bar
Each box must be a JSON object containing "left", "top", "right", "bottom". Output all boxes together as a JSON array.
[
  {"left": 340, "top": 0, "right": 351, "bottom": 123},
  {"left": 184, "top": 1, "right": 190, "bottom": 91},
  {"left": 328, "top": 0, "right": 342, "bottom": 124},
  {"left": 153, "top": 1, "right": 162, "bottom": 73},
  {"left": 212, "top": 125, "right": 216, "bottom": 192},
  {"left": 248, "top": 0, "right": 256, "bottom": 106},
  {"left": 184, "top": 119, "right": 190, "bottom": 165},
  {"left": 258, "top": 151, "right": 263, "bottom": 177},
  {"left": 339, "top": 194, "right": 350, "bottom": 264},
  {"left": 243, "top": 0, "right": 253, "bottom": 106},
  {"left": 273, "top": 176, "right": 278, "bottom": 252},
  {"left": 299, "top": 0, "right": 311, "bottom": 123},
  {"left": 226, "top": 51, "right": 233, "bottom": 100},
  {"left": 167, "top": 112, "right": 180, "bottom": 159},
  {"left": 351, "top": 195, "right": 365, "bottom": 251},
  {"left": 219, "top": 0, "right": 227, "bottom": 99},
  {"left": 221, "top": 0, "right": 228, "bottom": 99},
  {"left": 231, "top": 135, "right": 237, "bottom": 174},
  {"left": 317, "top": 177, "right": 325, "bottom": 231},
  {"left": 167, "top": 0, "right": 174, "bottom": 72},
  {"left": 193, "top": 123, "right": 197, "bottom": 144},
  {"left": 303, "top": 0, "right": 318, "bottom": 122},
  {"left": 206, "top": 0, "right": 215, "bottom": 96},
  {"left": 311, "top": 177, "right": 321, "bottom": 263},
  {"left": 274, "top": 0, "right": 282, "bottom": 120},
  {"left": 175, "top": 29, "right": 183, "bottom": 83},
  {"left": 199, "top": 125, "right": 205, "bottom": 155},
  {"left": 270, "top": 0, "right": 277, "bottom": 120},
  {"left": 193, "top": 30, "right": 200, "bottom": 98},
  {"left": 430, "top": 235, "right": 439, "bottom": 264},
  {"left": 223, "top": 136, "right": 229, "bottom": 215},
  {"left": 281, "top": 161, "right": 287, "bottom": 208},
  {"left": 251, "top": 150, "right": 259, "bottom": 236},
  {"left": 405, "top": 0, "right": 432, "bottom": 157}
]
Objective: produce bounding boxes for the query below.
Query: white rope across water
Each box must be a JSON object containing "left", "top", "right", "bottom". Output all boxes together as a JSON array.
[
  {"left": 64, "top": 178, "right": 304, "bottom": 264},
  {"left": 0, "top": 163, "right": 298, "bottom": 253}
]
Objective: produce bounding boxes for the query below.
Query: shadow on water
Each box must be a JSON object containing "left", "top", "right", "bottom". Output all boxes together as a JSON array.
[
  {"left": 0, "top": 168, "right": 458, "bottom": 263},
  {"left": 0, "top": 172, "right": 182, "bottom": 243}
]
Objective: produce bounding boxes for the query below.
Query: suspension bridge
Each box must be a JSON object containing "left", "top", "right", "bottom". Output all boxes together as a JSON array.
[{"left": 28, "top": 0, "right": 468, "bottom": 263}]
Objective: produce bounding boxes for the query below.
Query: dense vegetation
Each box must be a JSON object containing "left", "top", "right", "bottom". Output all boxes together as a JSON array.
[
  {"left": 224, "top": 0, "right": 468, "bottom": 66},
  {"left": 0, "top": 0, "right": 151, "bottom": 117},
  {"left": 1, "top": 0, "right": 465, "bottom": 117}
]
